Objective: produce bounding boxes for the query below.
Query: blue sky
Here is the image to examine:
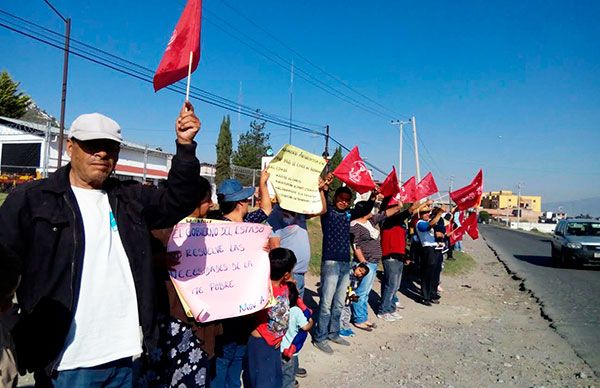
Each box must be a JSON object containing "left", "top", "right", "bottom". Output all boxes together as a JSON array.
[{"left": 1, "top": 0, "right": 599, "bottom": 204}]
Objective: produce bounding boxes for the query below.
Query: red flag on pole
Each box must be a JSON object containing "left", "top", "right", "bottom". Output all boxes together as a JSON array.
[
  {"left": 450, "top": 169, "right": 484, "bottom": 211},
  {"left": 333, "top": 146, "right": 376, "bottom": 194},
  {"left": 389, "top": 176, "right": 416, "bottom": 205},
  {"left": 449, "top": 211, "right": 479, "bottom": 243},
  {"left": 450, "top": 224, "right": 466, "bottom": 245},
  {"left": 415, "top": 172, "right": 439, "bottom": 201},
  {"left": 463, "top": 212, "right": 479, "bottom": 240},
  {"left": 399, "top": 177, "right": 417, "bottom": 203},
  {"left": 379, "top": 167, "right": 399, "bottom": 197},
  {"left": 153, "top": 0, "right": 202, "bottom": 92}
]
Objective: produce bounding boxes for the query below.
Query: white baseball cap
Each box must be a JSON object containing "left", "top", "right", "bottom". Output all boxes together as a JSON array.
[{"left": 69, "top": 113, "right": 123, "bottom": 143}]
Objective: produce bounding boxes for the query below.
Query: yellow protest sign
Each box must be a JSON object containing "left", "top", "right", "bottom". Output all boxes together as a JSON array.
[{"left": 267, "top": 144, "right": 326, "bottom": 214}]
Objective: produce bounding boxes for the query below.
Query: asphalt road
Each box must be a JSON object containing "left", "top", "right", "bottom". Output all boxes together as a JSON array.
[{"left": 481, "top": 224, "right": 600, "bottom": 376}]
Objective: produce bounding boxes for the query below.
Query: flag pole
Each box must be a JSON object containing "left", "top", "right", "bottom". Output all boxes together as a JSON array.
[{"left": 185, "top": 50, "right": 193, "bottom": 101}]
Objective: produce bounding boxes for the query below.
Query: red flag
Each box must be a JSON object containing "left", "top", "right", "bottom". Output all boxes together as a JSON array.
[
  {"left": 390, "top": 176, "right": 417, "bottom": 205},
  {"left": 379, "top": 167, "right": 399, "bottom": 197},
  {"left": 333, "top": 146, "right": 376, "bottom": 194},
  {"left": 153, "top": 0, "right": 202, "bottom": 92},
  {"left": 449, "top": 224, "right": 466, "bottom": 245},
  {"left": 415, "top": 172, "right": 438, "bottom": 201},
  {"left": 399, "top": 177, "right": 417, "bottom": 202},
  {"left": 463, "top": 212, "right": 479, "bottom": 240},
  {"left": 450, "top": 169, "right": 484, "bottom": 211}
]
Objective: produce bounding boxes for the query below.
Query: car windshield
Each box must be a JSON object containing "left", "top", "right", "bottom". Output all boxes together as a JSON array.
[{"left": 565, "top": 222, "right": 600, "bottom": 237}]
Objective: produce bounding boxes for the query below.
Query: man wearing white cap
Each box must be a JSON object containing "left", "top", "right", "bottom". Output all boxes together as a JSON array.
[{"left": 0, "top": 102, "right": 205, "bottom": 386}]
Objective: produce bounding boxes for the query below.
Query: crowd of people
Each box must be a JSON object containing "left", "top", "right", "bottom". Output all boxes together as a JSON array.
[{"left": 0, "top": 103, "right": 467, "bottom": 388}]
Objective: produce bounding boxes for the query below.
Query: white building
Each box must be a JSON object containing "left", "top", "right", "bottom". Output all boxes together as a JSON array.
[{"left": 0, "top": 116, "right": 172, "bottom": 184}]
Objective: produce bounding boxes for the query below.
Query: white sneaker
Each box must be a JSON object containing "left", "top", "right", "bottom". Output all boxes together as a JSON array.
[
  {"left": 377, "top": 313, "right": 397, "bottom": 322},
  {"left": 395, "top": 301, "right": 405, "bottom": 309},
  {"left": 390, "top": 312, "right": 403, "bottom": 320}
]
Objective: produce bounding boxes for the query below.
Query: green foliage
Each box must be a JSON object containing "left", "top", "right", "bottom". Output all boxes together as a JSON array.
[
  {"left": 479, "top": 210, "right": 490, "bottom": 223},
  {"left": 444, "top": 250, "right": 476, "bottom": 276},
  {"left": 215, "top": 115, "right": 232, "bottom": 186},
  {"left": 232, "top": 118, "right": 271, "bottom": 170},
  {"left": 0, "top": 71, "right": 31, "bottom": 119},
  {"left": 308, "top": 217, "right": 323, "bottom": 274}
]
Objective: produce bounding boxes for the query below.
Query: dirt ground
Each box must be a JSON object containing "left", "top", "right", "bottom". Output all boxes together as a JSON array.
[{"left": 297, "top": 237, "right": 599, "bottom": 388}]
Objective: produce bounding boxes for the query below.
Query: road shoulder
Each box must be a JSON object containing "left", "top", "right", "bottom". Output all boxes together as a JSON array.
[{"left": 298, "top": 237, "right": 598, "bottom": 387}]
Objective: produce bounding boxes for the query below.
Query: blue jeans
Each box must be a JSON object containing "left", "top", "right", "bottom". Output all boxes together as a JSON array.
[
  {"left": 293, "top": 272, "right": 305, "bottom": 299},
  {"left": 52, "top": 357, "right": 132, "bottom": 387},
  {"left": 292, "top": 272, "right": 305, "bottom": 377},
  {"left": 351, "top": 262, "right": 378, "bottom": 324},
  {"left": 454, "top": 240, "right": 463, "bottom": 251},
  {"left": 380, "top": 256, "right": 404, "bottom": 314},
  {"left": 281, "top": 357, "right": 296, "bottom": 388},
  {"left": 314, "top": 260, "right": 351, "bottom": 342},
  {"left": 244, "top": 336, "right": 282, "bottom": 388},
  {"left": 211, "top": 341, "right": 246, "bottom": 388}
]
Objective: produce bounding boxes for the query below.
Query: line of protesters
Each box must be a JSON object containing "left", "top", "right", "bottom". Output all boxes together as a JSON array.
[{"left": 0, "top": 103, "right": 465, "bottom": 387}]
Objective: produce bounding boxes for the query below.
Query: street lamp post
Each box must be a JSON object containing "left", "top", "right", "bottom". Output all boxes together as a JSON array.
[
  {"left": 516, "top": 182, "right": 524, "bottom": 229},
  {"left": 43, "top": 0, "right": 71, "bottom": 168}
]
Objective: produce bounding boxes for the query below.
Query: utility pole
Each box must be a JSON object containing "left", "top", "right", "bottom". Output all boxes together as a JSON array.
[
  {"left": 143, "top": 145, "right": 148, "bottom": 182},
  {"left": 390, "top": 120, "right": 407, "bottom": 182},
  {"left": 323, "top": 125, "right": 330, "bottom": 173},
  {"left": 515, "top": 191, "right": 520, "bottom": 229},
  {"left": 411, "top": 116, "right": 421, "bottom": 181},
  {"left": 289, "top": 61, "right": 294, "bottom": 144},
  {"left": 44, "top": 0, "right": 71, "bottom": 168},
  {"left": 448, "top": 175, "right": 454, "bottom": 210}
]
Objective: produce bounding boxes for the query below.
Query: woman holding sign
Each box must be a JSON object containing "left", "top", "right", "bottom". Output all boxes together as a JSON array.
[
  {"left": 211, "top": 173, "right": 272, "bottom": 388},
  {"left": 141, "top": 178, "right": 218, "bottom": 387}
]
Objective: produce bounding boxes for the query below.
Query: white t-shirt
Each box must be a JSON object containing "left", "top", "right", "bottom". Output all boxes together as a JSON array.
[{"left": 57, "top": 186, "right": 142, "bottom": 370}]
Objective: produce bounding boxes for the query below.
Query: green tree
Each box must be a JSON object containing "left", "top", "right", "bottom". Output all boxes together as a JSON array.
[
  {"left": 0, "top": 71, "right": 31, "bottom": 119},
  {"left": 326, "top": 146, "right": 344, "bottom": 195},
  {"left": 215, "top": 115, "right": 232, "bottom": 186},
  {"left": 232, "top": 118, "right": 271, "bottom": 170},
  {"left": 479, "top": 210, "right": 490, "bottom": 223}
]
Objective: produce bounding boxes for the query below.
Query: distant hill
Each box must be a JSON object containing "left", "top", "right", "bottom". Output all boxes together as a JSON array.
[
  {"left": 545, "top": 196, "right": 600, "bottom": 218},
  {"left": 20, "top": 101, "right": 58, "bottom": 127}
]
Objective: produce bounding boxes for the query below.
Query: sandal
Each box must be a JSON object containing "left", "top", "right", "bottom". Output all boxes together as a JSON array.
[
  {"left": 353, "top": 323, "right": 373, "bottom": 332},
  {"left": 365, "top": 321, "right": 378, "bottom": 329}
]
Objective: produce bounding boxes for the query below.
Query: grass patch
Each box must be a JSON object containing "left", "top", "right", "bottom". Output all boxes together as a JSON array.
[
  {"left": 444, "top": 250, "right": 476, "bottom": 276},
  {"left": 307, "top": 217, "right": 323, "bottom": 275},
  {"left": 0, "top": 193, "right": 7, "bottom": 206}
]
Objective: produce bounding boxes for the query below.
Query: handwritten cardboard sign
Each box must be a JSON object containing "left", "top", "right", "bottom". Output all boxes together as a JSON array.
[
  {"left": 267, "top": 144, "right": 326, "bottom": 214},
  {"left": 167, "top": 221, "right": 272, "bottom": 323}
]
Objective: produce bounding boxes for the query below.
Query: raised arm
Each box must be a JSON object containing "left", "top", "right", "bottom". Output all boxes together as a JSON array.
[
  {"left": 142, "top": 102, "right": 202, "bottom": 229},
  {"left": 258, "top": 169, "right": 273, "bottom": 216}
]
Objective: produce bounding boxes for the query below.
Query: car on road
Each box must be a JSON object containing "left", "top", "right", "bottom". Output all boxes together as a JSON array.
[{"left": 551, "top": 218, "right": 600, "bottom": 267}]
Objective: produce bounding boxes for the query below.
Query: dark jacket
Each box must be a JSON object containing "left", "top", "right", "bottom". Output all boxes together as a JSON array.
[{"left": 0, "top": 141, "right": 202, "bottom": 376}]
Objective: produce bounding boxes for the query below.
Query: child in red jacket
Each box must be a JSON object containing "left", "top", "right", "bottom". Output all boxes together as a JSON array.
[{"left": 246, "top": 248, "right": 297, "bottom": 388}]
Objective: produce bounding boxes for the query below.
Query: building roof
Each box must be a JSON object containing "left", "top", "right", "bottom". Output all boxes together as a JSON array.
[{"left": 0, "top": 116, "right": 173, "bottom": 158}]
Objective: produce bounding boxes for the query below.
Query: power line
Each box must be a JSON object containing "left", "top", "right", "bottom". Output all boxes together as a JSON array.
[
  {"left": 202, "top": 11, "right": 396, "bottom": 120},
  {"left": 1, "top": 10, "right": 395, "bottom": 176},
  {"left": 0, "top": 10, "right": 326, "bottom": 137},
  {"left": 0, "top": 20, "right": 321, "bottom": 138}
]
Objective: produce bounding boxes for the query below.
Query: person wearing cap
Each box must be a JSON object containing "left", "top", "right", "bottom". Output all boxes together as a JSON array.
[
  {"left": 0, "top": 102, "right": 204, "bottom": 386},
  {"left": 349, "top": 197, "right": 403, "bottom": 328},
  {"left": 210, "top": 173, "right": 272, "bottom": 388}
]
